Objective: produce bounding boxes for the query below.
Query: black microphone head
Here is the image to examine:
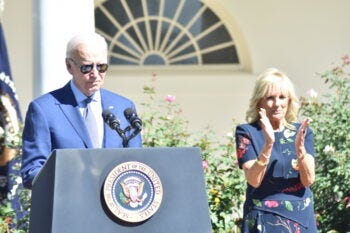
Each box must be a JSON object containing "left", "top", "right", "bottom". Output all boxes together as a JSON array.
[
  {"left": 124, "top": 108, "right": 142, "bottom": 130},
  {"left": 102, "top": 109, "right": 120, "bottom": 130},
  {"left": 102, "top": 109, "right": 112, "bottom": 121},
  {"left": 123, "top": 108, "right": 134, "bottom": 119}
]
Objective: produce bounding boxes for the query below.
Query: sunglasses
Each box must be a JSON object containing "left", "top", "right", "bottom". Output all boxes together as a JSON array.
[{"left": 68, "top": 58, "right": 109, "bottom": 74}]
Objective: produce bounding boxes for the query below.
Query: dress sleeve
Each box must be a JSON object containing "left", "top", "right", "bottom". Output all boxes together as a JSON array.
[{"left": 235, "top": 124, "right": 259, "bottom": 169}]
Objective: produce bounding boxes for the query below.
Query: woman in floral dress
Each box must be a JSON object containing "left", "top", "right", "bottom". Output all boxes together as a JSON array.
[{"left": 235, "top": 68, "right": 317, "bottom": 233}]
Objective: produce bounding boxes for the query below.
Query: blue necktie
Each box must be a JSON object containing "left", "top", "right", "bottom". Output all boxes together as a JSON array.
[{"left": 84, "top": 97, "right": 99, "bottom": 148}]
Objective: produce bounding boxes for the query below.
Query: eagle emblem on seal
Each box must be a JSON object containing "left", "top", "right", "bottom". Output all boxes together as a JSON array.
[{"left": 120, "top": 176, "right": 148, "bottom": 208}]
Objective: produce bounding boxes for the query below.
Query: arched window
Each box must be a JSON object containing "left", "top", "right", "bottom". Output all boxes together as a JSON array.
[{"left": 95, "top": 0, "right": 239, "bottom": 66}]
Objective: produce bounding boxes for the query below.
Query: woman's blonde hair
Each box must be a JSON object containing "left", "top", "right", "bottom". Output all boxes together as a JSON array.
[{"left": 245, "top": 68, "right": 300, "bottom": 125}]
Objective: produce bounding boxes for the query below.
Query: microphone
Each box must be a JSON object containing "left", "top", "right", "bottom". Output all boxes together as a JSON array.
[
  {"left": 124, "top": 108, "right": 142, "bottom": 131},
  {"left": 102, "top": 109, "right": 129, "bottom": 147},
  {"left": 102, "top": 109, "right": 128, "bottom": 148},
  {"left": 102, "top": 109, "right": 120, "bottom": 130}
]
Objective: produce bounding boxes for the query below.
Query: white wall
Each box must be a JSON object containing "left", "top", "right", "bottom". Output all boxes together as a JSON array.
[
  {"left": 2, "top": 0, "right": 350, "bottom": 138},
  {"left": 104, "top": 68, "right": 256, "bottom": 140},
  {"left": 225, "top": 0, "right": 350, "bottom": 92},
  {"left": 2, "top": 0, "right": 33, "bottom": 119}
]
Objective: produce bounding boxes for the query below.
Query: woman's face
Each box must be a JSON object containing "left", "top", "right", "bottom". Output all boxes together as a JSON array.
[{"left": 259, "top": 84, "right": 289, "bottom": 125}]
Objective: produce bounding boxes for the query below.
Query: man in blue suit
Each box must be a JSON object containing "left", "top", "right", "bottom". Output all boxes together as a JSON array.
[{"left": 21, "top": 32, "right": 142, "bottom": 189}]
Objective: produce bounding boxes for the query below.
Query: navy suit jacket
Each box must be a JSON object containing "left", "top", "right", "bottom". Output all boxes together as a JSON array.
[{"left": 21, "top": 82, "right": 142, "bottom": 188}]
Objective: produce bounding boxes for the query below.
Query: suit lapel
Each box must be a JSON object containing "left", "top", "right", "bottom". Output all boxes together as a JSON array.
[
  {"left": 60, "top": 104, "right": 92, "bottom": 148},
  {"left": 53, "top": 83, "right": 93, "bottom": 148}
]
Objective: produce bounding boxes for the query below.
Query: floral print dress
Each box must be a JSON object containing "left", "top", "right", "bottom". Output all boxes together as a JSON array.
[{"left": 235, "top": 122, "right": 317, "bottom": 233}]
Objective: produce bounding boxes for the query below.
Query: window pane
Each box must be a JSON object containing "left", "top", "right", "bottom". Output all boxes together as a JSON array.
[{"left": 95, "top": 0, "right": 239, "bottom": 66}]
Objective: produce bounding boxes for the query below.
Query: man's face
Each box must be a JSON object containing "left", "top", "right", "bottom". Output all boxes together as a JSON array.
[{"left": 67, "top": 43, "right": 108, "bottom": 97}]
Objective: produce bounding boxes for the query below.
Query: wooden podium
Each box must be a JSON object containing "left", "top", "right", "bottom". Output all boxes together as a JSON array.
[{"left": 29, "top": 147, "right": 212, "bottom": 233}]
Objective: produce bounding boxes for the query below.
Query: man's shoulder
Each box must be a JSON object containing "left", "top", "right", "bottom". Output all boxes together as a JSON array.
[
  {"left": 31, "top": 91, "right": 57, "bottom": 104},
  {"left": 31, "top": 83, "right": 72, "bottom": 105},
  {"left": 100, "top": 89, "right": 134, "bottom": 103}
]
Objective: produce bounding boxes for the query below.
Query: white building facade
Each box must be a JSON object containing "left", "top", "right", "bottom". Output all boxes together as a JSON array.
[{"left": 2, "top": 0, "right": 350, "bottom": 137}]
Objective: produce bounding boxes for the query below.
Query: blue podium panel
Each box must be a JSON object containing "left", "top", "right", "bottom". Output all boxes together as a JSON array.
[{"left": 29, "top": 147, "right": 212, "bottom": 233}]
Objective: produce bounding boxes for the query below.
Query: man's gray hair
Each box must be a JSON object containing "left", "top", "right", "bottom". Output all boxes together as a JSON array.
[{"left": 66, "top": 32, "right": 108, "bottom": 58}]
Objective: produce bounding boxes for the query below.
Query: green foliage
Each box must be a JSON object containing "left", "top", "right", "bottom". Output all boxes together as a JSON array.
[
  {"left": 202, "top": 131, "right": 245, "bottom": 233},
  {"left": 0, "top": 202, "right": 15, "bottom": 233},
  {"left": 0, "top": 159, "right": 30, "bottom": 233},
  {"left": 300, "top": 56, "right": 350, "bottom": 233},
  {"left": 0, "top": 128, "right": 30, "bottom": 233},
  {"left": 140, "top": 84, "right": 190, "bottom": 147},
  {"left": 3, "top": 57, "right": 350, "bottom": 233},
  {"left": 140, "top": 78, "right": 245, "bottom": 232}
]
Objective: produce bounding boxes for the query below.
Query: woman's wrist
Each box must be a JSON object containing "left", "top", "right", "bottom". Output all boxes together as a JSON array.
[
  {"left": 256, "top": 153, "right": 270, "bottom": 167},
  {"left": 261, "top": 153, "right": 270, "bottom": 160},
  {"left": 298, "top": 148, "right": 306, "bottom": 161},
  {"left": 255, "top": 159, "right": 268, "bottom": 167},
  {"left": 264, "top": 142, "right": 274, "bottom": 150}
]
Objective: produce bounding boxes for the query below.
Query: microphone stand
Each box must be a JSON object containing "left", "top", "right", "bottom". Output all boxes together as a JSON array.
[
  {"left": 112, "top": 125, "right": 141, "bottom": 148},
  {"left": 121, "top": 126, "right": 141, "bottom": 148},
  {"left": 112, "top": 124, "right": 129, "bottom": 148},
  {"left": 102, "top": 109, "right": 141, "bottom": 148}
]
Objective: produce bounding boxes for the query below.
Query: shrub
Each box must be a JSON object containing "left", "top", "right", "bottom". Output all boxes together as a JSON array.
[
  {"left": 0, "top": 128, "right": 30, "bottom": 233},
  {"left": 140, "top": 77, "right": 245, "bottom": 232},
  {"left": 4, "top": 57, "right": 350, "bottom": 233},
  {"left": 300, "top": 55, "right": 350, "bottom": 233}
]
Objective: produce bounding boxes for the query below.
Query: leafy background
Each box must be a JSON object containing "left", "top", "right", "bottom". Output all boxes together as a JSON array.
[{"left": 1, "top": 56, "right": 350, "bottom": 232}]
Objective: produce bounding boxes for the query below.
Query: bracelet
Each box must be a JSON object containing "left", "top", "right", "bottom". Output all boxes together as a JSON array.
[
  {"left": 255, "top": 159, "right": 268, "bottom": 167},
  {"left": 261, "top": 153, "right": 270, "bottom": 160}
]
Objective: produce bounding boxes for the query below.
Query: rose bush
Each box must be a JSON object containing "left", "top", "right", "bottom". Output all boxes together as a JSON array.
[
  {"left": 300, "top": 55, "right": 350, "bottom": 233},
  {"left": 2, "top": 58, "right": 350, "bottom": 232},
  {"left": 140, "top": 77, "right": 245, "bottom": 232}
]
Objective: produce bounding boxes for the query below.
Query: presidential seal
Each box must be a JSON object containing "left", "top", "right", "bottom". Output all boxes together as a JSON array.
[{"left": 103, "top": 161, "right": 163, "bottom": 223}]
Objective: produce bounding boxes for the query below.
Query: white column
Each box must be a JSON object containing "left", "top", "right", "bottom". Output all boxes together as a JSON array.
[{"left": 33, "top": 0, "right": 94, "bottom": 95}]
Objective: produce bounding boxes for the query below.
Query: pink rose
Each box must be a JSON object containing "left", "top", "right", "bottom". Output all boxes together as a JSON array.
[
  {"left": 342, "top": 55, "right": 350, "bottom": 64},
  {"left": 202, "top": 160, "right": 208, "bottom": 170},
  {"left": 165, "top": 95, "right": 176, "bottom": 102}
]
